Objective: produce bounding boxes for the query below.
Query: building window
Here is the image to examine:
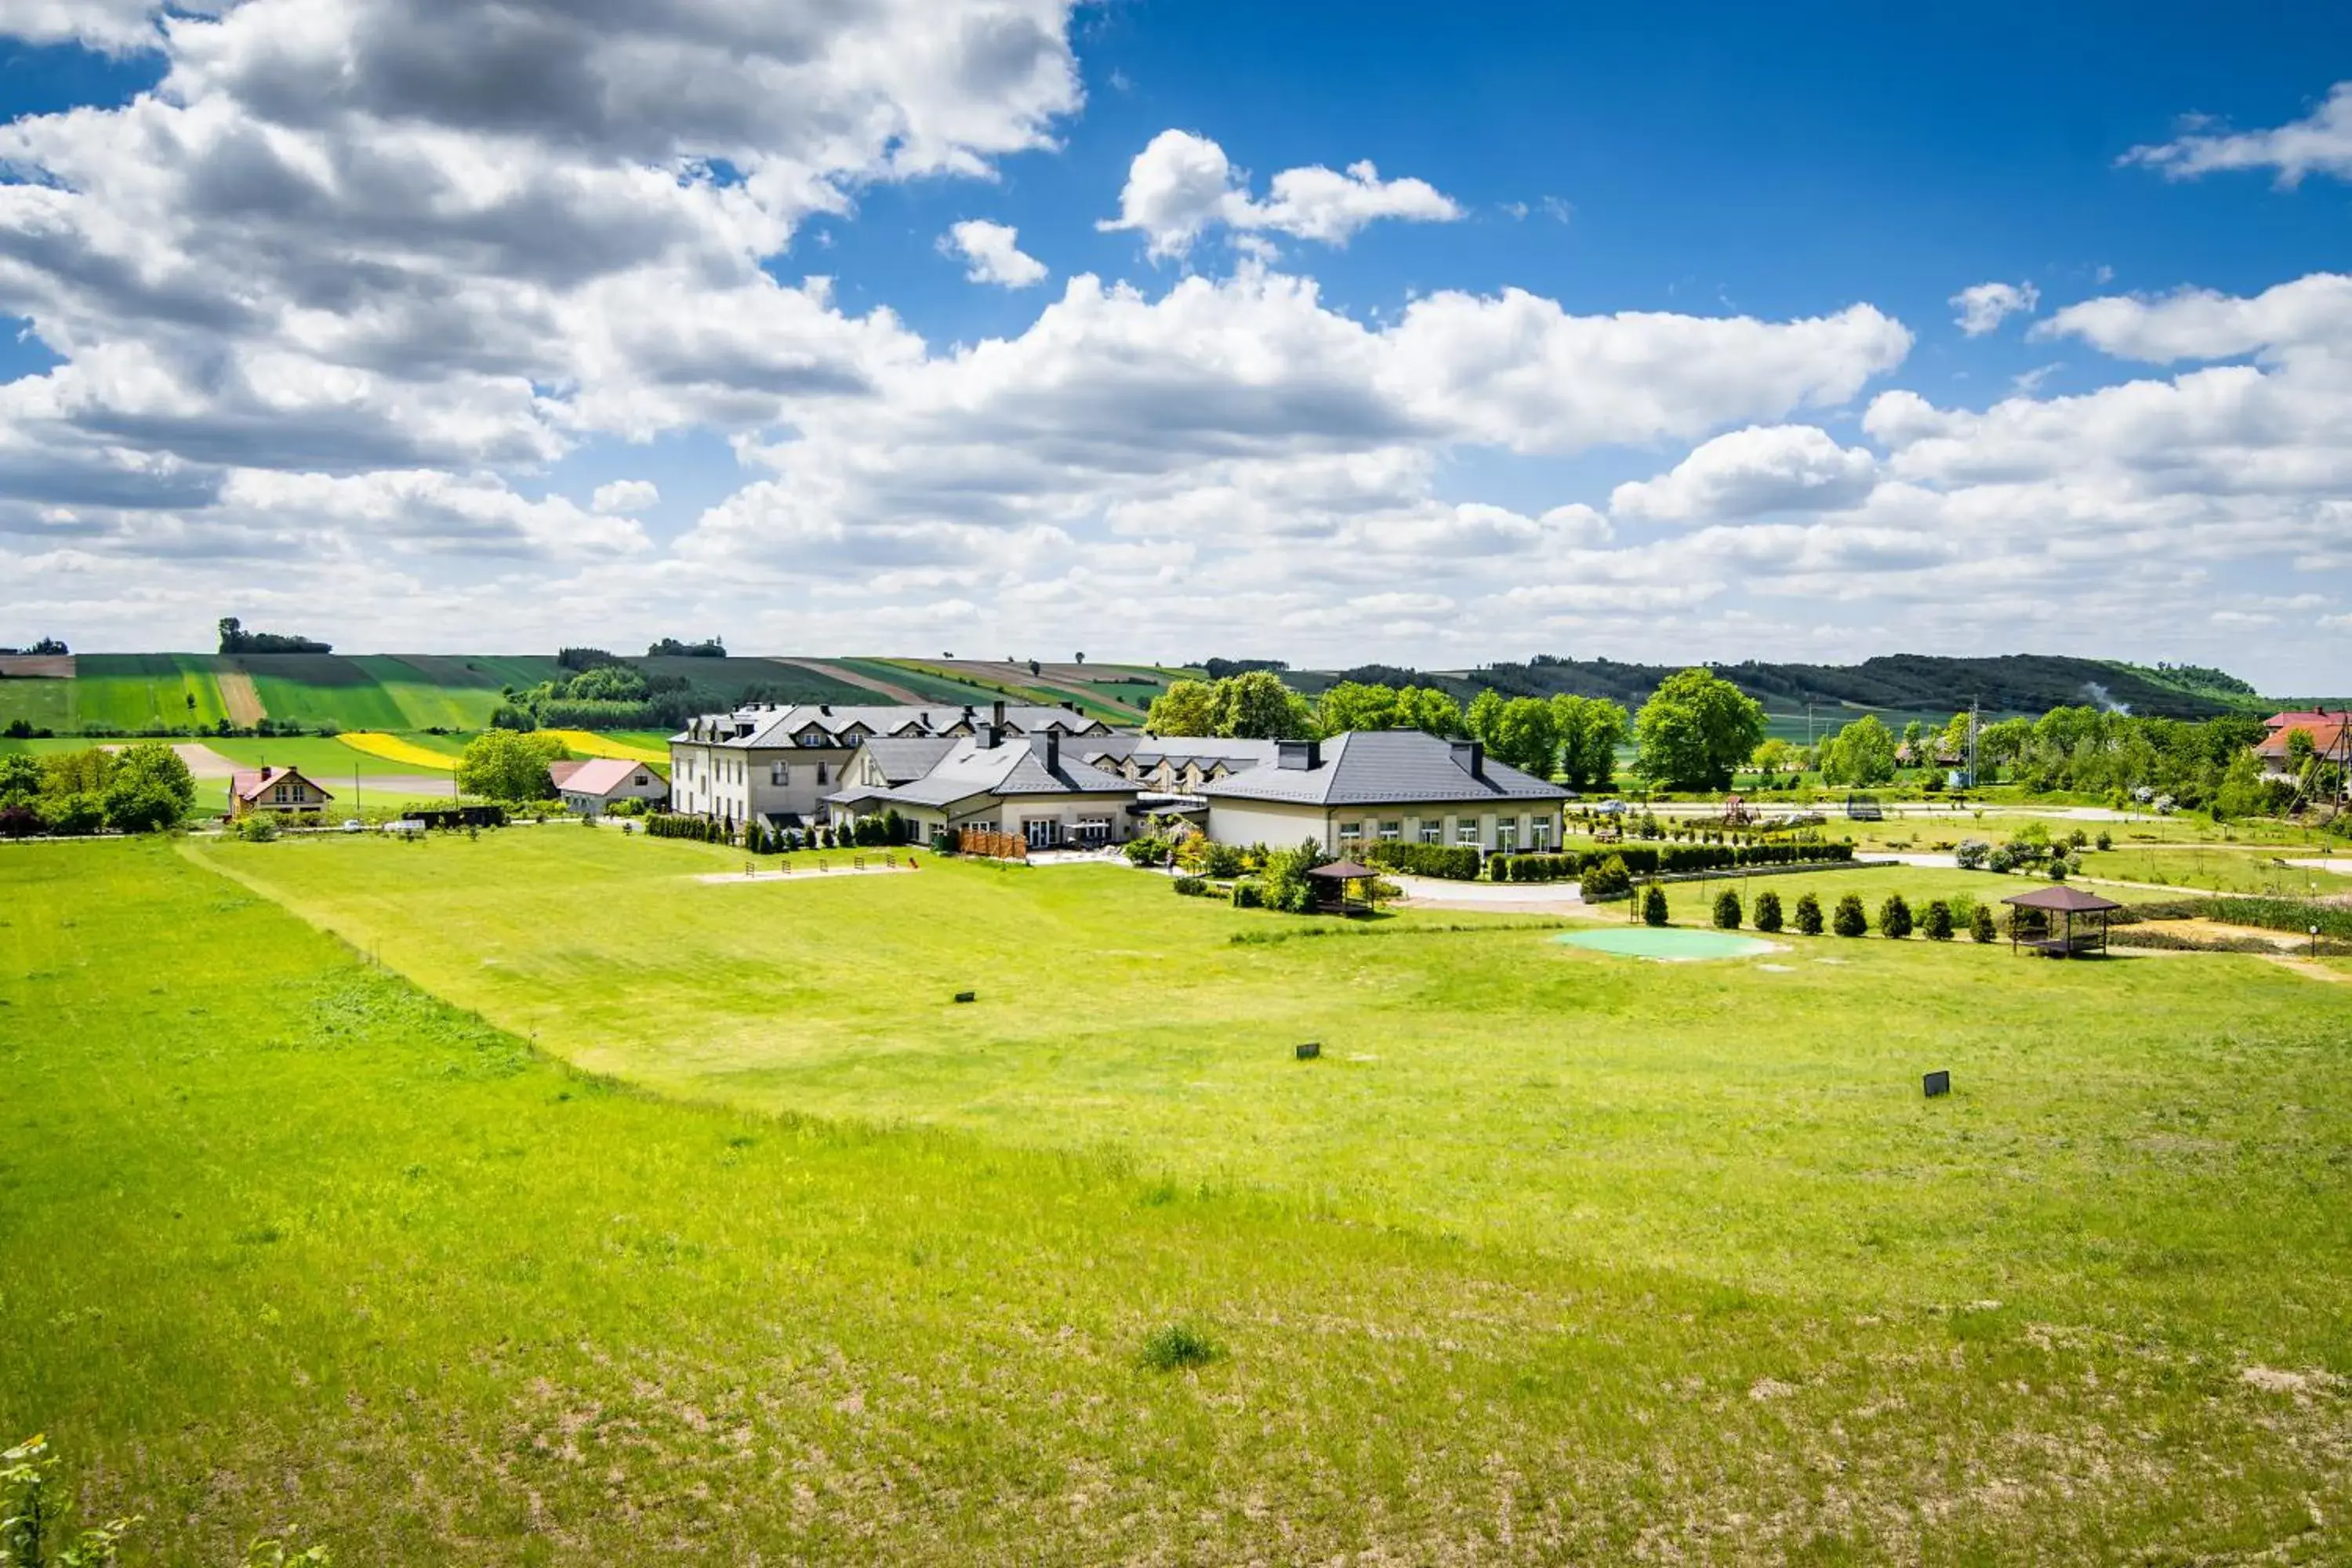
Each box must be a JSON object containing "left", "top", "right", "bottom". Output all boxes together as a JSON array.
[
  {"left": 1338, "top": 820, "right": 1363, "bottom": 842},
  {"left": 1378, "top": 819, "right": 1403, "bottom": 840},
  {"left": 770, "top": 762, "right": 787, "bottom": 786},
  {"left": 799, "top": 731, "right": 826, "bottom": 747},
  {"left": 1418, "top": 820, "right": 1442, "bottom": 844},
  {"left": 815, "top": 762, "right": 828, "bottom": 786},
  {"left": 1497, "top": 820, "right": 1518, "bottom": 853},
  {"left": 1530, "top": 818, "right": 1552, "bottom": 851},
  {"left": 1456, "top": 818, "right": 1481, "bottom": 847},
  {"left": 272, "top": 784, "right": 287, "bottom": 803}
]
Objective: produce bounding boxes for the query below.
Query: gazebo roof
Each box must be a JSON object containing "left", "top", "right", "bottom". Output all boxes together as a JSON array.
[
  {"left": 1307, "top": 858, "right": 1379, "bottom": 880},
  {"left": 2001, "top": 884, "right": 2124, "bottom": 913}
]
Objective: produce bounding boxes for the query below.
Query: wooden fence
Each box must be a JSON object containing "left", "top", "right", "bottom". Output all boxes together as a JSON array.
[{"left": 957, "top": 828, "right": 1028, "bottom": 860}]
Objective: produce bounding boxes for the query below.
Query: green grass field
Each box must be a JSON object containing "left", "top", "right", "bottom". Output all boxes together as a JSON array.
[
  {"left": 348, "top": 654, "right": 509, "bottom": 730},
  {"left": 231, "top": 654, "right": 417, "bottom": 731},
  {"left": 5, "top": 837, "right": 2350, "bottom": 1562}
]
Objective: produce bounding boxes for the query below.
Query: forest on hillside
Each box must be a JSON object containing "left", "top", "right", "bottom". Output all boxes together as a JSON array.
[{"left": 1271, "top": 654, "right": 2267, "bottom": 720}]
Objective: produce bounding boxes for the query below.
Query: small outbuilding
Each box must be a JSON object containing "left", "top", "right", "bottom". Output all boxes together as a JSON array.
[
  {"left": 1305, "top": 858, "right": 1381, "bottom": 916},
  {"left": 2000, "top": 884, "right": 2123, "bottom": 957}
]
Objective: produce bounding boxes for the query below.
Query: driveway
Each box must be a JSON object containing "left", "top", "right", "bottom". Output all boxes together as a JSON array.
[{"left": 1388, "top": 873, "right": 1585, "bottom": 914}]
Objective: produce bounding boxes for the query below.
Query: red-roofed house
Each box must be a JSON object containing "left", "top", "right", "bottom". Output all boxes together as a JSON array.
[
  {"left": 2256, "top": 710, "right": 2351, "bottom": 782},
  {"left": 229, "top": 765, "right": 332, "bottom": 819},
  {"left": 556, "top": 757, "right": 667, "bottom": 818}
]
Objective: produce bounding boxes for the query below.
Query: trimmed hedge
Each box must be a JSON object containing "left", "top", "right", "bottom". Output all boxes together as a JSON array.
[
  {"left": 1363, "top": 842, "right": 1483, "bottom": 880},
  {"left": 1490, "top": 840, "right": 1855, "bottom": 881}
]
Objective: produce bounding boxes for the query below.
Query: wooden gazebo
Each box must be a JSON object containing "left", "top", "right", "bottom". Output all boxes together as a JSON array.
[
  {"left": 2001, "top": 884, "right": 2124, "bottom": 957},
  {"left": 1306, "top": 858, "right": 1381, "bottom": 916}
]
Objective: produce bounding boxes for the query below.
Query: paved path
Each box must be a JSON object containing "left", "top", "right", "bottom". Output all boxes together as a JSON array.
[
  {"left": 97, "top": 740, "right": 240, "bottom": 778},
  {"left": 771, "top": 657, "right": 927, "bottom": 704},
  {"left": 1389, "top": 873, "right": 1586, "bottom": 914},
  {"left": 2285, "top": 858, "right": 2352, "bottom": 874}
]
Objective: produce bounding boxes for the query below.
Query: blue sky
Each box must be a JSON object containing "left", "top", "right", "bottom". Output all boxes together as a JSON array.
[{"left": 0, "top": 2, "right": 2348, "bottom": 687}]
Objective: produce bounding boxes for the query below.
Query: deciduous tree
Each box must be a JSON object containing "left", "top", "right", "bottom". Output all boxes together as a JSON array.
[
  {"left": 457, "top": 730, "right": 565, "bottom": 804},
  {"left": 1632, "top": 668, "right": 1766, "bottom": 791}
]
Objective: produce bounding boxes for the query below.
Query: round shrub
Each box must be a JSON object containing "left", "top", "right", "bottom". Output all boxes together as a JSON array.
[
  {"left": 1970, "top": 902, "right": 1998, "bottom": 943},
  {"left": 2094, "top": 830, "right": 2112, "bottom": 851},
  {"left": 1794, "top": 891, "right": 1824, "bottom": 936},
  {"left": 1200, "top": 842, "right": 1246, "bottom": 879},
  {"left": 1641, "top": 884, "right": 1668, "bottom": 927},
  {"left": 1878, "top": 893, "right": 1913, "bottom": 939},
  {"left": 1922, "top": 899, "right": 1954, "bottom": 941},
  {"left": 1579, "top": 853, "right": 1632, "bottom": 902},
  {"left": 1230, "top": 880, "right": 1264, "bottom": 909},
  {"left": 1753, "top": 890, "right": 1784, "bottom": 932},
  {"left": 1832, "top": 893, "right": 1867, "bottom": 938},
  {"left": 1711, "top": 889, "right": 1742, "bottom": 929},
  {"left": 1171, "top": 876, "right": 1207, "bottom": 897}
]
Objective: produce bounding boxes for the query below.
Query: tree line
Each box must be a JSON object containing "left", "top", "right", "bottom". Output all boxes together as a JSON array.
[
  {"left": 1142, "top": 666, "right": 1758, "bottom": 790},
  {"left": 216, "top": 617, "right": 332, "bottom": 654},
  {"left": 0, "top": 742, "right": 198, "bottom": 836}
]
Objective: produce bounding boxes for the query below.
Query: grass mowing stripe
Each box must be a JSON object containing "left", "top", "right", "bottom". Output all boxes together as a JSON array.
[{"left": 5, "top": 837, "right": 2348, "bottom": 1561}]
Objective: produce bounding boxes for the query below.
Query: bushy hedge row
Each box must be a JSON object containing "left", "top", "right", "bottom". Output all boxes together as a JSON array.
[
  {"left": 1490, "top": 840, "right": 1856, "bottom": 881},
  {"left": 2125, "top": 895, "right": 2352, "bottom": 940},
  {"left": 647, "top": 812, "right": 730, "bottom": 843},
  {"left": 1362, "top": 842, "right": 1483, "bottom": 880}
]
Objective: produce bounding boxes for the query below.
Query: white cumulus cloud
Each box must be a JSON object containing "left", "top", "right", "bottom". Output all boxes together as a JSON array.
[
  {"left": 2122, "top": 82, "right": 2352, "bottom": 186},
  {"left": 1098, "top": 129, "right": 1461, "bottom": 258},
  {"left": 591, "top": 479, "right": 660, "bottom": 514},
  {"left": 1950, "top": 281, "right": 2040, "bottom": 336},
  {"left": 1611, "top": 426, "right": 1878, "bottom": 524},
  {"left": 941, "top": 220, "right": 1048, "bottom": 288}
]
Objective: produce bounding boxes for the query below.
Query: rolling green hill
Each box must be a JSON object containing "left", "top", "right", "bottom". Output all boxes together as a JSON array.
[
  {"left": 0, "top": 648, "right": 2291, "bottom": 738},
  {"left": 1278, "top": 653, "right": 2274, "bottom": 724}
]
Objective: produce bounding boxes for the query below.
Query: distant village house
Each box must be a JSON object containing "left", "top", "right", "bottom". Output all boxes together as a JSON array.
[
  {"left": 229, "top": 765, "right": 332, "bottom": 819},
  {"left": 551, "top": 757, "right": 669, "bottom": 818}
]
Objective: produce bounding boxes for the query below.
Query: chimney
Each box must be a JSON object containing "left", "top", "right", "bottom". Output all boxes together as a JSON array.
[
  {"left": 1276, "top": 739, "right": 1321, "bottom": 771},
  {"left": 1044, "top": 731, "right": 1061, "bottom": 773},
  {"left": 985, "top": 724, "right": 1002, "bottom": 750},
  {"left": 992, "top": 699, "right": 1007, "bottom": 729},
  {"left": 819, "top": 704, "right": 831, "bottom": 716},
  {"left": 1450, "top": 739, "right": 1485, "bottom": 779}
]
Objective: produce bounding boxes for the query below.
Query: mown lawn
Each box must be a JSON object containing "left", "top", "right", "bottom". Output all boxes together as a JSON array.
[
  {"left": 5, "top": 839, "right": 2351, "bottom": 1563},
  {"left": 186, "top": 831, "right": 2352, "bottom": 1338},
  {"left": 2078, "top": 845, "right": 2352, "bottom": 895}
]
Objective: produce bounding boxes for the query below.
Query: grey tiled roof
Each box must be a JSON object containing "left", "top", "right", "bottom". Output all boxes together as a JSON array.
[
  {"left": 1196, "top": 731, "right": 1568, "bottom": 807},
  {"left": 826, "top": 734, "right": 1141, "bottom": 810},
  {"left": 858, "top": 737, "right": 960, "bottom": 783},
  {"left": 671, "top": 702, "right": 1114, "bottom": 750}
]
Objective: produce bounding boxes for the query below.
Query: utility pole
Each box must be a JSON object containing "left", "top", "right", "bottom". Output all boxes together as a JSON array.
[{"left": 1966, "top": 696, "right": 1980, "bottom": 794}]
